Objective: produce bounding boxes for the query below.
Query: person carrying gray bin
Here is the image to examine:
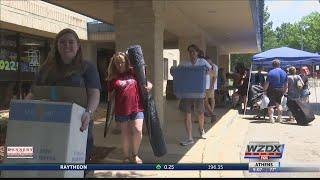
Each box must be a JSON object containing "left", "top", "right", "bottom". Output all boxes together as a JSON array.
[{"left": 171, "top": 44, "right": 212, "bottom": 146}]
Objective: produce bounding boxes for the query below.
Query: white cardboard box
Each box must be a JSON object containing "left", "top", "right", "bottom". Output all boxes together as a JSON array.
[{"left": 1, "top": 100, "right": 88, "bottom": 178}]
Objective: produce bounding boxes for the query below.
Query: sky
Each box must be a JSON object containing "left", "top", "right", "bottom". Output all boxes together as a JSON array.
[{"left": 265, "top": 0, "right": 320, "bottom": 29}]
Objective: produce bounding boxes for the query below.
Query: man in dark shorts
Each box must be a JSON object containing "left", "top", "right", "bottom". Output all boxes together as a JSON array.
[
  {"left": 264, "top": 59, "right": 288, "bottom": 123},
  {"left": 178, "top": 44, "right": 212, "bottom": 146}
]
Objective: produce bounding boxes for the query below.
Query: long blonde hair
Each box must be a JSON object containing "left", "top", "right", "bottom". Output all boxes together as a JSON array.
[
  {"left": 107, "top": 52, "right": 131, "bottom": 81},
  {"left": 39, "top": 28, "right": 86, "bottom": 84}
]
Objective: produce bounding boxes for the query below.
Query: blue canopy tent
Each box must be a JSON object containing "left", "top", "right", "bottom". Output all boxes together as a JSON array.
[
  {"left": 252, "top": 47, "right": 320, "bottom": 70},
  {"left": 244, "top": 47, "right": 320, "bottom": 115}
]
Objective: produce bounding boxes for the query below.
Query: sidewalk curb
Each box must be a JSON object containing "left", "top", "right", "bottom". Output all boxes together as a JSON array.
[
  {"left": 208, "top": 109, "right": 239, "bottom": 137},
  {"left": 201, "top": 109, "right": 240, "bottom": 178}
]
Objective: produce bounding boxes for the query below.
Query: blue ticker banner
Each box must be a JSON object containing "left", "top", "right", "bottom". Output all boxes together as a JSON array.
[
  {"left": 1, "top": 164, "right": 319, "bottom": 172},
  {"left": 0, "top": 164, "right": 248, "bottom": 171}
]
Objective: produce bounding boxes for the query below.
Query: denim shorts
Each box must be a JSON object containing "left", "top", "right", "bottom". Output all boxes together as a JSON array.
[{"left": 115, "top": 112, "right": 144, "bottom": 123}]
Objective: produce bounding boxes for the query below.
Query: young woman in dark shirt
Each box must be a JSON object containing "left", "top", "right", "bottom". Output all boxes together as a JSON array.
[{"left": 26, "top": 29, "right": 101, "bottom": 164}]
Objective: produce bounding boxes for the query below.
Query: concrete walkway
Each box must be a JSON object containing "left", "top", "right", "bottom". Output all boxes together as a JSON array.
[
  {"left": 88, "top": 99, "right": 240, "bottom": 178},
  {"left": 211, "top": 86, "right": 320, "bottom": 178},
  {"left": 241, "top": 86, "right": 320, "bottom": 178},
  {"left": 88, "top": 85, "right": 320, "bottom": 178}
]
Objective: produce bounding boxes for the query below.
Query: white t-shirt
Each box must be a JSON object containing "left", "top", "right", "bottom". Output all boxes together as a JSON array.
[
  {"left": 211, "top": 63, "right": 218, "bottom": 90},
  {"left": 180, "top": 58, "right": 212, "bottom": 68},
  {"left": 180, "top": 58, "right": 212, "bottom": 89}
]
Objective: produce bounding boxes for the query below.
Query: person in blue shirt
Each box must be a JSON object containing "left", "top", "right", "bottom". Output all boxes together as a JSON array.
[{"left": 264, "top": 59, "right": 288, "bottom": 123}]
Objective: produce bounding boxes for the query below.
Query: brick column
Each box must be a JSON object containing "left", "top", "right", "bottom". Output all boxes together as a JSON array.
[
  {"left": 82, "top": 42, "right": 97, "bottom": 64},
  {"left": 114, "top": 0, "right": 165, "bottom": 126},
  {"left": 218, "top": 54, "right": 230, "bottom": 72},
  {"left": 206, "top": 45, "right": 218, "bottom": 64}
]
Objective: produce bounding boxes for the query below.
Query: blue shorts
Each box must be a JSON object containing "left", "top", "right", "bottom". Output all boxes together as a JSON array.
[{"left": 115, "top": 112, "right": 144, "bottom": 123}]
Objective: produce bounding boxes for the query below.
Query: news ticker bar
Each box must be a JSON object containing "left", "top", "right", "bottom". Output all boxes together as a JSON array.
[
  {"left": 0, "top": 163, "right": 319, "bottom": 172},
  {"left": 0, "top": 164, "right": 246, "bottom": 170}
]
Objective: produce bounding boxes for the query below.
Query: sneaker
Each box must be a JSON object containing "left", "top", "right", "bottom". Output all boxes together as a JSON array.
[
  {"left": 288, "top": 117, "right": 295, "bottom": 122},
  {"left": 180, "top": 139, "right": 194, "bottom": 146},
  {"left": 269, "top": 117, "right": 275, "bottom": 124},
  {"left": 275, "top": 117, "right": 281, "bottom": 123},
  {"left": 199, "top": 128, "right": 207, "bottom": 139}
]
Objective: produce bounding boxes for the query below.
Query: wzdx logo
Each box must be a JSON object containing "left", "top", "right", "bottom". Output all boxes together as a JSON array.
[{"left": 244, "top": 142, "right": 284, "bottom": 160}]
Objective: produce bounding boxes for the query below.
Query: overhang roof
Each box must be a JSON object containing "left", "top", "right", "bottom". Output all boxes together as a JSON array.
[{"left": 46, "top": 0, "right": 261, "bottom": 54}]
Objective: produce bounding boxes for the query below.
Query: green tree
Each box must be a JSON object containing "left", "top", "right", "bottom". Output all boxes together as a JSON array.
[
  {"left": 231, "top": 7, "right": 320, "bottom": 72},
  {"left": 275, "top": 23, "right": 301, "bottom": 50},
  {"left": 299, "top": 12, "right": 320, "bottom": 53},
  {"left": 263, "top": 6, "right": 279, "bottom": 50},
  {"left": 272, "top": 12, "right": 320, "bottom": 53},
  {"left": 230, "top": 53, "right": 254, "bottom": 71}
]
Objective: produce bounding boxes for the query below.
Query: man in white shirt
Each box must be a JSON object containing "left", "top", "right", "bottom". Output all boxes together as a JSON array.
[
  {"left": 204, "top": 57, "right": 218, "bottom": 123},
  {"left": 178, "top": 44, "right": 212, "bottom": 146}
]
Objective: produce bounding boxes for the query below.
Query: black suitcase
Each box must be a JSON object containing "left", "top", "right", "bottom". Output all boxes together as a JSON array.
[{"left": 287, "top": 98, "right": 315, "bottom": 125}]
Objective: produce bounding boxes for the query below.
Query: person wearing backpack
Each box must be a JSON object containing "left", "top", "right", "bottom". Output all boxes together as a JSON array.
[{"left": 287, "top": 66, "right": 304, "bottom": 121}]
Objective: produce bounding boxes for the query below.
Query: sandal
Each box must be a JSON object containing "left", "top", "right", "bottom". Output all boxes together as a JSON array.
[
  {"left": 131, "top": 154, "right": 143, "bottom": 164},
  {"left": 123, "top": 157, "right": 130, "bottom": 163}
]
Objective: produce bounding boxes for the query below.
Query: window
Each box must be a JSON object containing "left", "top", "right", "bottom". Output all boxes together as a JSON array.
[
  {"left": 0, "top": 30, "right": 18, "bottom": 73},
  {"left": 0, "top": 29, "right": 51, "bottom": 109},
  {"left": 164, "top": 58, "right": 168, "bottom": 80},
  {"left": 20, "top": 36, "right": 47, "bottom": 74}
]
